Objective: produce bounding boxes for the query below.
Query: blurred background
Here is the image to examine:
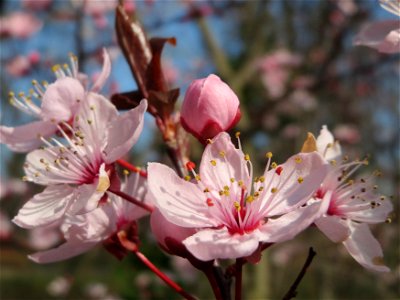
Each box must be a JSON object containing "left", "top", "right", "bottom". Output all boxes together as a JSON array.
[{"left": 0, "top": 0, "right": 399, "bottom": 299}]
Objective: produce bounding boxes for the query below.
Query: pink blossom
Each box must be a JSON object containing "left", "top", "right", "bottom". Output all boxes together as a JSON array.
[
  {"left": 180, "top": 75, "right": 241, "bottom": 144},
  {"left": 0, "top": 49, "right": 111, "bottom": 152},
  {"left": 6, "top": 55, "right": 32, "bottom": 77},
  {"left": 28, "top": 171, "right": 150, "bottom": 263},
  {"left": 12, "top": 96, "right": 147, "bottom": 229},
  {"left": 312, "top": 125, "right": 393, "bottom": 272},
  {"left": 257, "top": 49, "right": 302, "bottom": 98},
  {"left": 148, "top": 132, "right": 329, "bottom": 261},
  {"left": 22, "top": 0, "right": 52, "bottom": 11},
  {"left": 333, "top": 124, "right": 361, "bottom": 144},
  {"left": 0, "top": 210, "right": 12, "bottom": 240},
  {"left": 0, "top": 12, "right": 42, "bottom": 38},
  {"left": 29, "top": 224, "right": 61, "bottom": 250},
  {"left": 353, "top": 0, "right": 400, "bottom": 54}
]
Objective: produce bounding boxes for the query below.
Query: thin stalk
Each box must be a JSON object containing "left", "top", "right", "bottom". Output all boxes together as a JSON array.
[
  {"left": 203, "top": 267, "right": 224, "bottom": 300},
  {"left": 109, "top": 189, "right": 154, "bottom": 212},
  {"left": 235, "top": 258, "right": 244, "bottom": 300},
  {"left": 134, "top": 251, "right": 197, "bottom": 300},
  {"left": 116, "top": 159, "right": 147, "bottom": 178}
]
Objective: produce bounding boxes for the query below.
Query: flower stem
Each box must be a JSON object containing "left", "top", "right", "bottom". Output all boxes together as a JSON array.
[
  {"left": 116, "top": 159, "right": 147, "bottom": 178},
  {"left": 203, "top": 266, "right": 224, "bottom": 300},
  {"left": 134, "top": 251, "right": 197, "bottom": 300},
  {"left": 235, "top": 258, "right": 244, "bottom": 300},
  {"left": 109, "top": 189, "right": 154, "bottom": 212},
  {"left": 282, "top": 247, "right": 317, "bottom": 300}
]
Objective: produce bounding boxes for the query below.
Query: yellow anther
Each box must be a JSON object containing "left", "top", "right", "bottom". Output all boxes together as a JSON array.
[
  {"left": 206, "top": 139, "right": 213, "bottom": 144},
  {"left": 18, "top": 92, "right": 25, "bottom": 97},
  {"left": 235, "top": 132, "right": 241, "bottom": 138},
  {"left": 244, "top": 154, "right": 250, "bottom": 161},
  {"left": 238, "top": 180, "right": 244, "bottom": 187},
  {"left": 254, "top": 177, "right": 259, "bottom": 183},
  {"left": 184, "top": 175, "right": 191, "bottom": 181},
  {"left": 39, "top": 158, "right": 45, "bottom": 163},
  {"left": 8, "top": 91, "right": 15, "bottom": 97},
  {"left": 42, "top": 80, "right": 49, "bottom": 86},
  {"left": 246, "top": 195, "right": 254, "bottom": 203},
  {"left": 326, "top": 143, "right": 332, "bottom": 148},
  {"left": 87, "top": 119, "right": 93, "bottom": 125},
  {"left": 219, "top": 151, "right": 226, "bottom": 157},
  {"left": 22, "top": 176, "right": 28, "bottom": 181},
  {"left": 373, "top": 170, "right": 383, "bottom": 177},
  {"left": 254, "top": 191, "right": 260, "bottom": 197},
  {"left": 203, "top": 188, "right": 210, "bottom": 193},
  {"left": 223, "top": 190, "right": 230, "bottom": 196},
  {"left": 52, "top": 64, "right": 61, "bottom": 72},
  {"left": 230, "top": 178, "right": 235, "bottom": 183},
  {"left": 297, "top": 177, "right": 304, "bottom": 184},
  {"left": 258, "top": 186, "right": 264, "bottom": 191},
  {"left": 259, "top": 176, "right": 265, "bottom": 183},
  {"left": 271, "top": 162, "right": 277, "bottom": 169},
  {"left": 385, "top": 218, "right": 392, "bottom": 224},
  {"left": 266, "top": 152, "right": 273, "bottom": 159},
  {"left": 347, "top": 179, "right": 354, "bottom": 185},
  {"left": 123, "top": 169, "right": 130, "bottom": 176},
  {"left": 34, "top": 172, "right": 40, "bottom": 177},
  {"left": 195, "top": 175, "right": 201, "bottom": 181},
  {"left": 271, "top": 187, "right": 278, "bottom": 193},
  {"left": 29, "top": 88, "right": 35, "bottom": 95},
  {"left": 63, "top": 63, "right": 69, "bottom": 69},
  {"left": 363, "top": 159, "right": 369, "bottom": 166},
  {"left": 223, "top": 185, "right": 229, "bottom": 191},
  {"left": 380, "top": 196, "right": 385, "bottom": 201},
  {"left": 31, "top": 80, "right": 38, "bottom": 85},
  {"left": 234, "top": 202, "right": 241, "bottom": 211},
  {"left": 330, "top": 160, "right": 337, "bottom": 166},
  {"left": 373, "top": 185, "right": 378, "bottom": 190},
  {"left": 294, "top": 157, "right": 303, "bottom": 164},
  {"left": 90, "top": 105, "right": 95, "bottom": 110},
  {"left": 210, "top": 160, "right": 217, "bottom": 166},
  {"left": 219, "top": 190, "right": 224, "bottom": 196}
]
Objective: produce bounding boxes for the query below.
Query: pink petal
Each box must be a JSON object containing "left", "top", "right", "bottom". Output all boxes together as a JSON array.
[
  {"left": 341, "top": 197, "right": 393, "bottom": 224},
  {"left": 200, "top": 132, "right": 250, "bottom": 193},
  {"left": 13, "top": 185, "right": 75, "bottom": 228},
  {"left": 68, "top": 183, "right": 105, "bottom": 214},
  {"left": 262, "top": 152, "right": 329, "bottom": 216},
  {"left": 315, "top": 215, "right": 351, "bottom": 243},
  {"left": 147, "top": 162, "right": 216, "bottom": 228},
  {"left": 257, "top": 200, "right": 327, "bottom": 243},
  {"left": 343, "top": 222, "right": 390, "bottom": 272},
  {"left": 378, "top": 28, "right": 400, "bottom": 53},
  {"left": 0, "top": 120, "right": 57, "bottom": 152},
  {"left": 316, "top": 125, "right": 342, "bottom": 160},
  {"left": 29, "top": 241, "right": 98, "bottom": 263},
  {"left": 354, "top": 20, "right": 400, "bottom": 53},
  {"left": 40, "top": 77, "right": 85, "bottom": 122},
  {"left": 103, "top": 100, "right": 147, "bottom": 163},
  {"left": 183, "top": 228, "right": 260, "bottom": 261},
  {"left": 91, "top": 48, "right": 111, "bottom": 93}
]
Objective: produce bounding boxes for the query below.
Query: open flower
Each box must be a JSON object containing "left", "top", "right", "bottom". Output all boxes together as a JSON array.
[
  {"left": 311, "top": 125, "right": 393, "bottom": 272},
  {"left": 148, "top": 132, "right": 329, "bottom": 261},
  {"left": 29, "top": 171, "right": 150, "bottom": 263},
  {"left": 0, "top": 49, "right": 111, "bottom": 152},
  {"left": 13, "top": 95, "right": 147, "bottom": 229},
  {"left": 353, "top": 0, "right": 400, "bottom": 54}
]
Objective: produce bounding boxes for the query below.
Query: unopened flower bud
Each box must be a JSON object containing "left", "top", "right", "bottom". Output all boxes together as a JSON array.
[{"left": 180, "top": 74, "right": 241, "bottom": 144}]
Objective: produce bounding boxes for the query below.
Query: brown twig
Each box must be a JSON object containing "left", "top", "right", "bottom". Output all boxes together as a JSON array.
[{"left": 282, "top": 247, "right": 317, "bottom": 300}]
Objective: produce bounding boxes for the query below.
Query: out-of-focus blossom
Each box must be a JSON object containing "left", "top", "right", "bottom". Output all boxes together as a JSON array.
[
  {"left": 311, "top": 126, "right": 393, "bottom": 272},
  {"left": 22, "top": 0, "right": 52, "bottom": 10},
  {"left": 29, "top": 171, "right": 150, "bottom": 263},
  {"left": 288, "top": 89, "right": 317, "bottom": 111},
  {"left": 148, "top": 132, "right": 329, "bottom": 261},
  {"left": 333, "top": 124, "right": 361, "bottom": 144},
  {"left": 0, "top": 49, "right": 111, "bottom": 152},
  {"left": 282, "top": 124, "right": 302, "bottom": 139},
  {"left": 354, "top": 0, "right": 400, "bottom": 54},
  {"left": 0, "top": 178, "right": 29, "bottom": 199},
  {"left": 257, "top": 49, "right": 302, "bottom": 98},
  {"left": 180, "top": 74, "right": 241, "bottom": 144},
  {"left": 335, "top": 0, "right": 358, "bottom": 16},
  {"left": 0, "top": 12, "right": 42, "bottom": 38},
  {"left": 85, "top": 282, "right": 108, "bottom": 299},
  {"left": 12, "top": 97, "right": 147, "bottom": 229},
  {"left": 171, "top": 256, "right": 198, "bottom": 283},
  {"left": 29, "top": 224, "right": 61, "bottom": 250},
  {"left": 47, "top": 276, "right": 72, "bottom": 297},
  {"left": 5, "top": 52, "right": 40, "bottom": 77}
]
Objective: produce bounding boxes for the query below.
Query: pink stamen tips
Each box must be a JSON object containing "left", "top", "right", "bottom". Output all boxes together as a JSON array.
[
  {"left": 206, "top": 198, "right": 214, "bottom": 207},
  {"left": 186, "top": 161, "right": 196, "bottom": 171},
  {"left": 275, "top": 166, "right": 283, "bottom": 175}
]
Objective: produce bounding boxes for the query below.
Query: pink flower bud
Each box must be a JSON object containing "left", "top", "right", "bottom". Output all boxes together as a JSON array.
[{"left": 180, "top": 74, "right": 241, "bottom": 143}]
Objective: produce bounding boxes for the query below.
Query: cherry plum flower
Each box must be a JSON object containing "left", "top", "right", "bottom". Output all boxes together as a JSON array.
[
  {"left": 28, "top": 170, "right": 150, "bottom": 263},
  {"left": 354, "top": 0, "right": 400, "bottom": 54},
  {"left": 13, "top": 96, "right": 147, "bottom": 229},
  {"left": 0, "top": 12, "right": 42, "bottom": 38},
  {"left": 311, "top": 125, "right": 393, "bottom": 272},
  {"left": 148, "top": 132, "right": 329, "bottom": 261},
  {"left": 0, "top": 49, "right": 111, "bottom": 152}
]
